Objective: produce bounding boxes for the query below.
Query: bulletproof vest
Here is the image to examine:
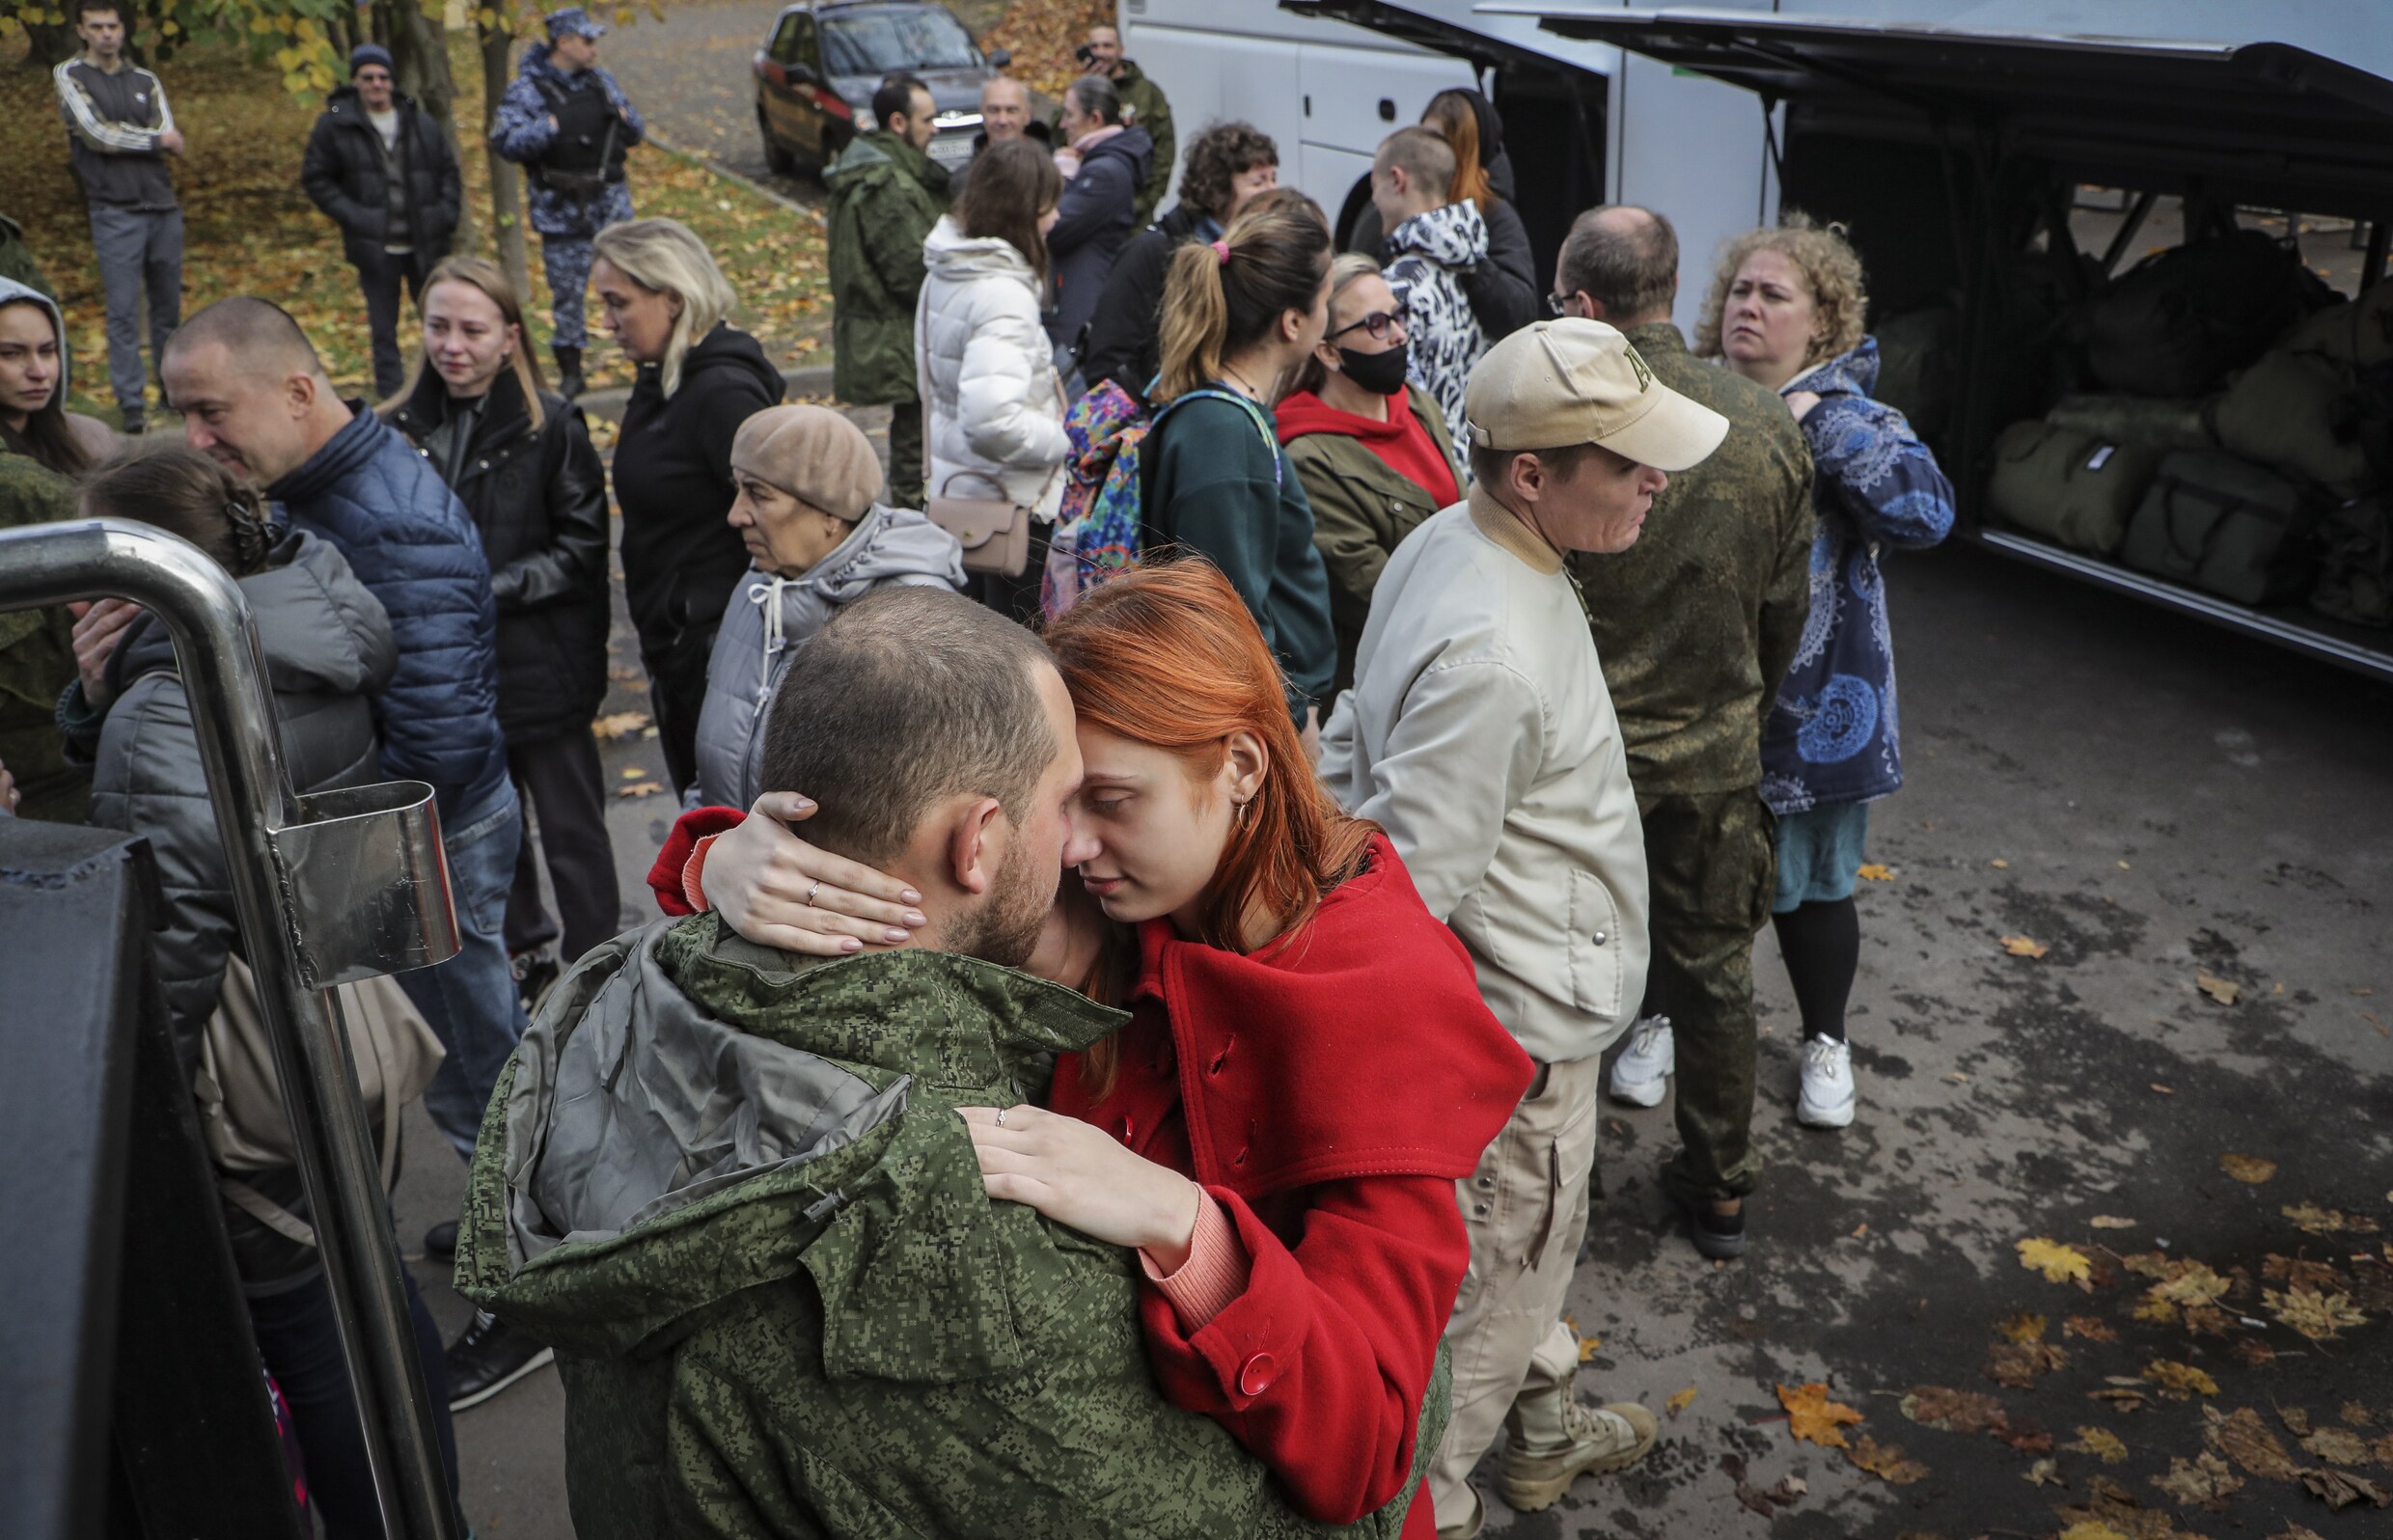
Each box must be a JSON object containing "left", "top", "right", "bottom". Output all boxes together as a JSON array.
[{"left": 536, "top": 75, "right": 625, "bottom": 183}]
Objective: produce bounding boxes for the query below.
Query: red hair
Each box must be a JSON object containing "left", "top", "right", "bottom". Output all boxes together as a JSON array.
[{"left": 1045, "top": 559, "right": 1377, "bottom": 956}]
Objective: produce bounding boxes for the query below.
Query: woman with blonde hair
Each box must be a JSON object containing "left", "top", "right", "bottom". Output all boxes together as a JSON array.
[
  {"left": 383, "top": 255, "right": 618, "bottom": 1070},
  {"left": 1138, "top": 197, "right": 1338, "bottom": 731},
  {"left": 1692, "top": 212, "right": 1954, "bottom": 1135},
  {"left": 594, "top": 216, "right": 786, "bottom": 796}
]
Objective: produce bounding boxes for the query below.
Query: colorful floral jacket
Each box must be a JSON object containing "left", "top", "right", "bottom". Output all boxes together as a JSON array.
[{"left": 1760, "top": 338, "right": 1955, "bottom": 814}]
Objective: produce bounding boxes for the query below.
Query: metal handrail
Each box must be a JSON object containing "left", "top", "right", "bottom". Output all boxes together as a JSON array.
[{"left": 0, "top": 519, "right": 462, "bottom": 1540}]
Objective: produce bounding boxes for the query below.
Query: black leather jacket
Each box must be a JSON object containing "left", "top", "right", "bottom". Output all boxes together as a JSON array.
[{"left": 388, "top": 369, "right": 611, "bottom": 743}]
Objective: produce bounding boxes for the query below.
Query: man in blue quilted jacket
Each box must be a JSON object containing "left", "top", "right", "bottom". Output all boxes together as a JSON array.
[{"left": 160, "top": 303, "right": 530, "bottom": 1190}]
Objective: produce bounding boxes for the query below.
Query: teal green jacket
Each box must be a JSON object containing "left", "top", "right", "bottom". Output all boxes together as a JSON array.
[{"left": 456, "top": 916, "right": 1440, "bottom": 1538}]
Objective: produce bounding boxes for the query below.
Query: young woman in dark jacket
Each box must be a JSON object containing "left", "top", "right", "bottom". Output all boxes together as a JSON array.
[
  {"left": 385, "top": 257, "right": 619, "bottom": 994},
  {"left": 57, "top": 446, "right": 468, "bottom": 1540},
  {"left": 592, "top": 219, "right": 785, "bottom": 795}
]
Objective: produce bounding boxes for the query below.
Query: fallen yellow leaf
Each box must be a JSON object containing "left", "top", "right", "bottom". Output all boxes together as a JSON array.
[
  {"left": 1665, "top": 1386, "right": 1697, "bottom": 1419},
  {"left": 591, "top": 710, "right": 652, "bottom": 740},
  {"left": 1777, "top": 1382, "right": 1864, "bottom": 1448},
  {"left": 1857, "top": 863, "right": 1895, "bottom": 881},
  {"left": 2265, "top": 1286, "right": 2366, "bottom": 1342},
  {"left": 2089, "top": 1215, "right": 2137, "bottom": 1229},
  {"left": 2018, "top": 1237, "right": 2095, "bottom": 1286},
  {"left": 1577, "top": 1333, "right": 1602, "bottom": 1362},
  {"left": 1991, "top": 858, "right": 2010, "bottom": 868},
  {"left": 617, "top": 782, "right": 665, "bottom": 799},
  {"left": 2072, "top": 1425, "right": 2130, "bottom": 1463},
  {"left": 2141, "top": 1359, "right": 2220, "bottom": 1399},
  {"left": 1999, "top": 1311, "right": 2049, "bottom": 1342},
  {"left": 2219, "top": 1153, "right": 2278, "bottom": 1184},
  {"left": 620, "top": 766, "right": 647, "bottom": 780},
  {"left": 2197, "top": 972, "right": 2242, "bottom": 1004},
  {"left": 1847, "top": 1433, "right": 1927, "bottom": 1484},
  {"left": 2001, "top": 934, "right": 2050, "bottom": 958}
]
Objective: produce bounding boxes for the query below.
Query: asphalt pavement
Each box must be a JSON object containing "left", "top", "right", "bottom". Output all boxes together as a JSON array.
[{"left": 391, "top": 522, "right": 2392, "bottom": 1538}]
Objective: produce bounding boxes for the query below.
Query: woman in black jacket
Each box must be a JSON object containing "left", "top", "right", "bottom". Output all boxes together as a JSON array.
[
  {"left": 60, "top": 446, "right": 468, "bottom": 1540},
  {"left": 300, "top": 45, "right": 463, "bottom": 399},
  {"left": 384, "top": 256, "right": 619, "bottom": 1000},
  {"left": 591, "top": 218, "right": 785, "bottom": 796}
]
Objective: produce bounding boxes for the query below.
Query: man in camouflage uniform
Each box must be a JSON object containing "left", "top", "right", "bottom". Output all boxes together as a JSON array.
[
  {"left": 1079, "top": 24, "right": 1174, "bottom": 227},
  {"left": 1554, "top": 206, "right": 1815, "bottom": 1262},
  {"left": 491, "top": 8, "right": 644, "bottom": 400},
  {"left": 825, "top": 72, "right": 947, "bottom": 509},
  {"left": 457, "top": 588, "right": 1438, "bottom": 1538}
]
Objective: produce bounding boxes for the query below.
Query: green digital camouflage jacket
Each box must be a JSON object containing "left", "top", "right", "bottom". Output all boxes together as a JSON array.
[
  {"left": 0, "top": 443, "right": 88, "bottom": 823},
  {"left": 455, "top": 914, "right": 1440, "bottom": 1540},
  {"left": 1113, "top": 63, "right": 1174, "bottom": 229},
  {"left": 824, "top": 131, "right": 949, "bottom": 406},
  {"left": 1569, "top": 323, "right": 1817, "bottom": 796}
]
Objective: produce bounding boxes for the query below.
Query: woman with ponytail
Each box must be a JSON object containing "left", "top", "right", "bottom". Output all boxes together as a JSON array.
[
  {"left": 58, "top": 445, "right": 473, "bottom": 1540},
  {"left": 654, "top": 560, "right": 1531, "bottom": 1534},
  {"left": 1142, "top": 194, "right": 1338, "bottom": 732}
]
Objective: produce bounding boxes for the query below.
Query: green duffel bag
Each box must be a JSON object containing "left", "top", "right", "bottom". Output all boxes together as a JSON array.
[
  {"left": 2310, "top": 496, "right": 2393, "bottom": 627},
  {"left": 2278, "top": 278, "right": 2393, "bottom": 368},
  {"left": 1988, "top": 420, "right": 2162, "bottom": 554},
  {"left": 2044, "top": 394, "right": 2214, "bottom": 452},
  {"left": 2121, "top": 450, "right": 2323, "bottom": 605},
  {"left": 2207, "top": 349, "right": 2374, "bottom": 498}
]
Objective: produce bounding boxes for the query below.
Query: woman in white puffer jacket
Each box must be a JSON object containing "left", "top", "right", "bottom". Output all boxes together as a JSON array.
[{"left": 916, "top": 138, "right": 1071, "bottom": 617}]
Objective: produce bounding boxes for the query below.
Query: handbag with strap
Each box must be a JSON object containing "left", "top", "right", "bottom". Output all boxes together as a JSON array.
[
  {"left": 196, "top": 953, "right": 446, "bottom": 1248},
  {"left": 927, "top": 468, "right": 1035, "bottom": 577}
]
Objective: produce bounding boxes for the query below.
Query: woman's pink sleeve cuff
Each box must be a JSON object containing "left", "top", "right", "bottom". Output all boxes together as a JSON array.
[
  {"left": 1140, "top": 1195, "right": 1252, "bottom": 1331},
  {"left": 682, "top": 833, "right": 722, "bottom": 913}
]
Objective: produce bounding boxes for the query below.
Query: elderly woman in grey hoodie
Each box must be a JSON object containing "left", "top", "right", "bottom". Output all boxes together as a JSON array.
[{"left": 689, "top": 404, "right": 965, "bottom": 810}]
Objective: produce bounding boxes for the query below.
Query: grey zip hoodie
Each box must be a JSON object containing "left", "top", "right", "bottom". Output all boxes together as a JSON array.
[{"left": 688, "top": 503, "right": 965, "bottom": 810}]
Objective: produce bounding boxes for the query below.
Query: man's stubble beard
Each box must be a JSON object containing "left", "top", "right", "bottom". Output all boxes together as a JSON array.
[{"left": 948, "top": 828, "right": 1056, "bottom": 971}]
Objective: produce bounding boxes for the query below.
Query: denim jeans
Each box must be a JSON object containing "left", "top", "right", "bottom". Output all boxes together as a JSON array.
[
  {"left": 401, "top": 777, "right": 530, "bottom": 1159},
  {"left": 248, "top": 1259, "right": 464, "bottom": 1540}
]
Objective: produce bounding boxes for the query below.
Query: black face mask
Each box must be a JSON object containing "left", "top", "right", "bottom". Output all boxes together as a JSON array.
[{"left": 1335, "top": 341, "right": 1411, "bottom": 398}]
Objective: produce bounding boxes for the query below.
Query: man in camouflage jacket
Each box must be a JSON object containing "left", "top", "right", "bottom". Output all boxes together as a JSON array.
[
  {"left": 1554, "top": 207, "right": 1815, "bottom": 1258},
  {"left": 825, "top": 75, "right": 949, "bottom": 509},
  {"left": 456, "top": 588, "right": 1437, "bottom": 1538}
]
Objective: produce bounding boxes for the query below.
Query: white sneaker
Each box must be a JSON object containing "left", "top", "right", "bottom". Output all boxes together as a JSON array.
[
  {"left": 1608, "top": 1016, "right": 1674, "bottom": 1108},
  {"left": 1797, "top": 1035, "right": 1856, "bottom": 1128}
]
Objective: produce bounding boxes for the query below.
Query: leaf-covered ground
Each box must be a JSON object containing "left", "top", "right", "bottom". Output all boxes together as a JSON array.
[{"left": 0, "top": 29, "right": 826, "bottom": 417}]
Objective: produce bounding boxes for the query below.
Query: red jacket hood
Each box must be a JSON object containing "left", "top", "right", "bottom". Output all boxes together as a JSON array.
[
  {"left": 1274, "top": 389, "right": 1416, "bottom": 448},
  {"left": 1131, "top": 834, "right": 1531, "bottom": 1198}
]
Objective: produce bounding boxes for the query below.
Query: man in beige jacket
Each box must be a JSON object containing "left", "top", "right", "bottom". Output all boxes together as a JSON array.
[{"left": 1318, "top": 320, "right": 1727, "bottom": 1537}]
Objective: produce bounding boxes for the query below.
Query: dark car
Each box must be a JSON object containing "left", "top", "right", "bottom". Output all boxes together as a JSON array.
[{"left": 754, "top": 0, "right": 1010, "bottom": 179}]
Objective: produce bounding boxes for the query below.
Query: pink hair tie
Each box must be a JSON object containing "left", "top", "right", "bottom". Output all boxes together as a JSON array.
[{"left": 1210, "top": 239, "right": 1231, "bottom": 265}]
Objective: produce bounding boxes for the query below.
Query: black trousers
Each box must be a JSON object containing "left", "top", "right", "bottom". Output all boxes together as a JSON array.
[
  {"left": 502, "top": 729, "right": 622, "bottom": 965},
  {"left": 357, "top": 248, "right": 427, "bottom": 400},
  {"left": 642, "top": 623, "right": 718, "bottom": 801},
  {"left": 248, "top": 1260, "right": 463, "bottom": 1540}
]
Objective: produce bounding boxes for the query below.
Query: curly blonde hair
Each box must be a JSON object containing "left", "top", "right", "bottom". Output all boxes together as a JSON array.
[{"left": 1692, "top": 210, "right": 1868, "bottom": 368}]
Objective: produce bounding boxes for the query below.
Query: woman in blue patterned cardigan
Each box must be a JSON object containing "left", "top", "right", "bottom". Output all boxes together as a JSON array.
[{"left": 1698, "top": 213, "right": 1955, "bottom": 1134}]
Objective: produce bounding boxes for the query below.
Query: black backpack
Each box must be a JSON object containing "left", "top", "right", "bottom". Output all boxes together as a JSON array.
[{"left": 2085, "top": 231, "right": 2331, "bottom": 399}]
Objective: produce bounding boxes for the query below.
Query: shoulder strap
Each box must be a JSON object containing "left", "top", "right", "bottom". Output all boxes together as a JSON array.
[{"left": 1153, "top": 388, "right": 1282, "bottom": 487}]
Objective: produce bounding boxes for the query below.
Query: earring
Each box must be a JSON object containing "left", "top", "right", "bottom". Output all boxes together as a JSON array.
[{"left": 1234, "top": 798, "right": 1252, "bottom": 827}]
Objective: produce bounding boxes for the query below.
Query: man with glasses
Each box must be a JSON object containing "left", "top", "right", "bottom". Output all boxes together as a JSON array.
[
  {"left": 302, "top": 43, "right": 463, "bottom": 398},
  {"left": 1279, "top": 252, "right": 1464, "bottom": 691},
  {"left": 1552, "top": 205, "right": 1816, "bottom": 1265}
]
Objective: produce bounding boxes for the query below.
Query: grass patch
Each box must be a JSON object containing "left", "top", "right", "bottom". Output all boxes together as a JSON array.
[{"left": 2, "top": 31, "right": 827, "bottom": 418}]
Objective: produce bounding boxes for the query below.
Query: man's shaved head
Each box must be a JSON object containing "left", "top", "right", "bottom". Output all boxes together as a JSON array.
[
  {"left": 165, "top": 297, "right": 350, "bottom": 487},
  {"left": 164, "top": 296, "right": 328, "bottom": 381},
  {"left": 1375, "top": 126, "right": 1456, "bottom": 204}
]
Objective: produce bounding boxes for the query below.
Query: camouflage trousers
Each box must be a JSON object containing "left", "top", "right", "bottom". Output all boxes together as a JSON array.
[
  {"left": 541, "top": 236, "right": 594, "bottom": 349},
  {"left": 1645, "top": 788, "right": 1776, "bottom": 1205}
]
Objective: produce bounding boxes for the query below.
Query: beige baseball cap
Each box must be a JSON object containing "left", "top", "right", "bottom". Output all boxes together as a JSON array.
[{"left": 1462, "top": 319, "right": 1729, "bottom": 472}]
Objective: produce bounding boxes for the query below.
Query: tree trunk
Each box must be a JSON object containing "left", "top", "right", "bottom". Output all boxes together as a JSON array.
[
  {"left": 480, "top": 23, "right": 533, "bottom": 304},
  {"left": 389, "top": 0, "right": 478, "bottom": 257}
]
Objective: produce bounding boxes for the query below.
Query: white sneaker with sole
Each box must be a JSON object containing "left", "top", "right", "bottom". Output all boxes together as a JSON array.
[
  {"left": 1608, "top": 1016, "right": 1674, "bottom": 1108},
  {"left": 1797, "top": 1035, "right": 1856, "bottom": 1128}
]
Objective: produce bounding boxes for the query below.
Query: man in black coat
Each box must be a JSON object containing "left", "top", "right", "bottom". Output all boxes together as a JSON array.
[{"left": 301, "top": 44, "right": 462, "bottom": 397}]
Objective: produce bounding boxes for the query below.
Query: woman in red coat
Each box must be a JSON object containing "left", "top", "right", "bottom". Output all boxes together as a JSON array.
[{"left": 651, "top": 562, "right": 1529, "bottom": 1534}]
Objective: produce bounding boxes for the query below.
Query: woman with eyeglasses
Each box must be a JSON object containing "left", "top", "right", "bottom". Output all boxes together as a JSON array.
[{"left": 1275, "top": 254, "right": 1464, "bottom": 692}]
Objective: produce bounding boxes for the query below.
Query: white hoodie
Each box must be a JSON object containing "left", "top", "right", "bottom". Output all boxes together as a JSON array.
[{"left": 915, "top": 215, "right": 1070, "bottom": 517}]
